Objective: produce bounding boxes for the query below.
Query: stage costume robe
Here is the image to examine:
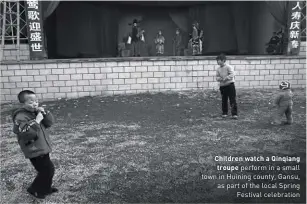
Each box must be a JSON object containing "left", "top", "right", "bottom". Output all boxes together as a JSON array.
[
  {"left": 130, "top": 26, "right": 142, "bottom": 57},
  {"left": 155, "top": 35, "right": 165, "bottom": 55},
  {"left": 173, "top": 34, "right": 183, "bottom": 56},
  {"left": 191, "top": 27, "right": 203, "bottom": 56}
]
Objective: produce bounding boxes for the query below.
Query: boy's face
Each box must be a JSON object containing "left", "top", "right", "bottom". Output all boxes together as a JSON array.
[
  {"left": 176, "top": 30, "right": 179, "bottom": 35},
  {"left": 217, "top": 59, "right": 226, "bottom": 67},
  {"left": 24, "top": 94, "right": 39, "bottom": 111}
]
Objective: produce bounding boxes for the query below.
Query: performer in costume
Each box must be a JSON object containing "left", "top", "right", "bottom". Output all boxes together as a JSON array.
[
  {"left": 128, "top": 19, "right": 145, "bottom": 57},
  {"left": 189, "top": 21, "right": 203, "bottom": 56},
  {"left": 154, "top": 30, "right": 165, "bottom": 56},
  {"left": 173, "top": 28, "right": 183, "bottom": 56}
]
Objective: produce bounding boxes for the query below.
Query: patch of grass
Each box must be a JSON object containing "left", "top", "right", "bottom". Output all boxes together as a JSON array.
[{"left": 1, "top": 89, "right": 306, "bottom": 203}]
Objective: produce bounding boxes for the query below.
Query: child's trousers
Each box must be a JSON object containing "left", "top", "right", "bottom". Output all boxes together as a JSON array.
[
  {"left": 29, "top": 154, "right": 55, "bottom": 195},
  {"left": 219, "top": 83, "right": 238, "bottom": 116},
  {"left": 273, "top": 105, "right": 293, "bottom": 124}
]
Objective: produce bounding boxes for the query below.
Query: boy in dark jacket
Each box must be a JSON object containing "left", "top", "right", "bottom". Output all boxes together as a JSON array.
[{"left": 12, "top": 90, "right": 58, "bottom": 199}]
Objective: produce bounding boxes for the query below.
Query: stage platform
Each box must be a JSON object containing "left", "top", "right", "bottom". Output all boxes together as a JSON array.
[{"left": 1, "top": 55, "right": 306, "bottom": 103}]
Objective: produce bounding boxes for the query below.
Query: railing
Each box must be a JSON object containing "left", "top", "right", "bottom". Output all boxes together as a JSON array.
[{"left": 0, "top": 1, "right": 28, "bottom": 44}]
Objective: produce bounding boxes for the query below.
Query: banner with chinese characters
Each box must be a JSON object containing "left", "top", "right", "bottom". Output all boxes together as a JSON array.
[
  {"left": 25, "top": 0, "right": 45, "bottom": 60},
  {"left": 287, "top": 1, "right": 303, "bottom": 55}
]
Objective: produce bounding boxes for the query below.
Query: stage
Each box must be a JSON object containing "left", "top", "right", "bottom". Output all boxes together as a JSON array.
[{"left": 45, "top": 1, "right": 281, "bottom": 59}]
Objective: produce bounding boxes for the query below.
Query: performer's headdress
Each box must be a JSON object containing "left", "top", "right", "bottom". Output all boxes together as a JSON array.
[
  {"left": 129, "top": 19, "right": 141, "bottom": 26},
  {"left": 192, "top": 21, "right": 199, "bottom": 27}
]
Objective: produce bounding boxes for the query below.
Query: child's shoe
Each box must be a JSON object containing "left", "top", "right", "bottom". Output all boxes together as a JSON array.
[
  {"left": 46, "top": 187, "right": 59, "bottom": 195},
  {"left": 271, "top": 121, "right": 282, "bottom": 125},
  {"left": 222, "top": 114, "right": 228, "bottom": 118},
  {"left": 27, "top": 187, "right": 46, "bottom": 199},
  {"left": 232, "top": 115, "right": 238, "bottom": 120}
]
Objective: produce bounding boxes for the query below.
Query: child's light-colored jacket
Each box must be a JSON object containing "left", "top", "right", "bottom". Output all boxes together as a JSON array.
[
  {"left": 274, "top": 89, "right": 293, "bottom": 107},
  {"left": 216, "top": 64, "right": 235, "bottom": 87}
]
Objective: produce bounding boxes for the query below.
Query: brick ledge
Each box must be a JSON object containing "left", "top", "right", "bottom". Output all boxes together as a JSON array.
[{"left": 1, "top": 55, "right": 306, "bottom": 65}]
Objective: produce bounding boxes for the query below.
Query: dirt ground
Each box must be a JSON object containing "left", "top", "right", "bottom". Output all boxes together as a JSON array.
[{"left": 0, "top": 88, "right": 306, "bottom": 203}]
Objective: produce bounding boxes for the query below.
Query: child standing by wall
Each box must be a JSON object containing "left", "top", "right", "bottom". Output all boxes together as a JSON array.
[
  {"left": 216, "top": 54, "right": 238, "bottom": 119},
  {"left": 12, "top": 90, "right": 58, "bottom": 199},
  {"left": 271, "top": 81, "right": 293, "bottom": 125}
]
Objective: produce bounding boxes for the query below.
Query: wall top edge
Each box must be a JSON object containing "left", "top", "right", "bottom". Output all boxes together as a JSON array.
[{"left": 1, "top": 55, "right": 306, "bottom": 65}]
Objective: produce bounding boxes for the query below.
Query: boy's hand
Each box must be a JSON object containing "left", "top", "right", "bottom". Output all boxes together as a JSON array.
[
  {"left": 36, "top": 107, "right": 46, "bottom": 115},
  {"left": 217, "top": 77, "right": 224, "bottom": 82},
  {"left": 36, "top": 112, "right": 44, "bottom": 124}
]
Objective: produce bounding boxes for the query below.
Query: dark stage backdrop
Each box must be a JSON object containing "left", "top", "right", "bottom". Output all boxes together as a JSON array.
[
  {"left": 55, "top": 2, "right": 119, "bottom": 58},
  {"left": 53, "top": 1, "right": 272, "bottom": 58}
]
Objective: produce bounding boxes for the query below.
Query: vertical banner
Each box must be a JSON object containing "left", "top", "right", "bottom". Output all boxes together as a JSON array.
[
  {"left": 287, "top": 1, "right": 303, "bottom": 55},
  {"left": 25, "top": 0, "right": 45, "bottom": 60}
]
